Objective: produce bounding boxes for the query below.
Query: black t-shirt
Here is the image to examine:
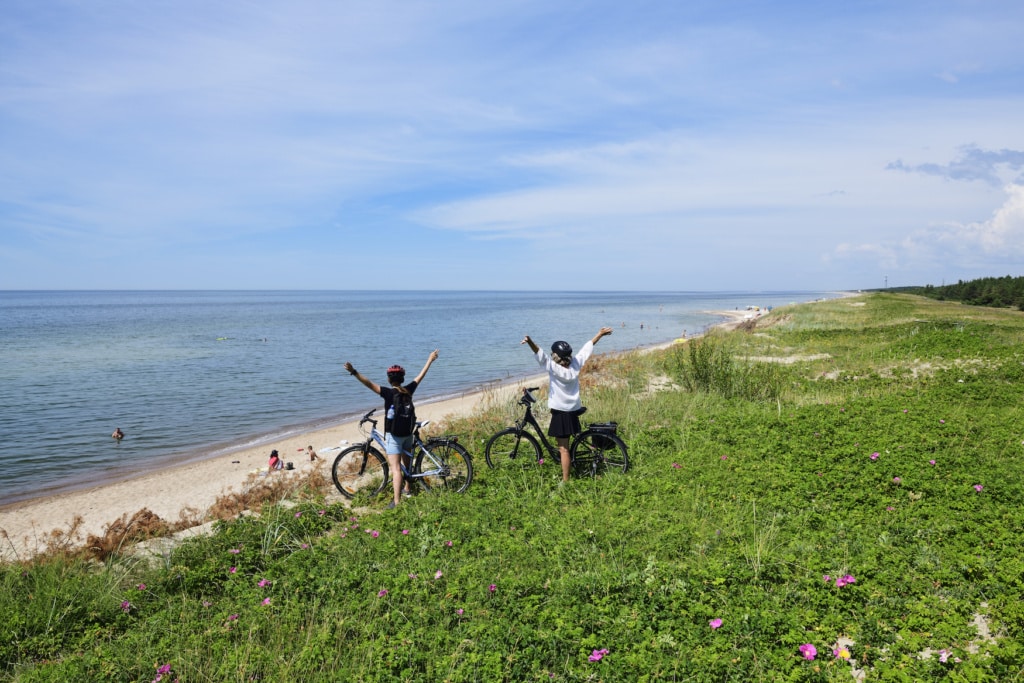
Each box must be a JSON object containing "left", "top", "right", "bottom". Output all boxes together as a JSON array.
[{"left": 379, "top": 381, "right": 418, "bottom": 436}]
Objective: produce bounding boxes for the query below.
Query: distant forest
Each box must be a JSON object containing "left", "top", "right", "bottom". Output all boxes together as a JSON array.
[{"left": 886, "top": 275, "right": 1024, "bottom": 311}]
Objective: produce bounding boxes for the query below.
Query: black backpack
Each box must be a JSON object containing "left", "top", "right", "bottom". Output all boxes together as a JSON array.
[{"left": 389, "top": 390, "right": 416, "bottom": 437}]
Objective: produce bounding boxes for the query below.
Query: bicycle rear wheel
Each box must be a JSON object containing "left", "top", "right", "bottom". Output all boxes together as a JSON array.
[
  {"left": 331, "top": 444, "right": 389, "bottom": 499},
  {"left": 484, "top": 428, "right": 543, "bottom": 469},
  {"left": 416, "top": 438, "right": 473, "bottom": 493},
  {"left": 570, "top": 429, "right": 629, "bottom": 477}
]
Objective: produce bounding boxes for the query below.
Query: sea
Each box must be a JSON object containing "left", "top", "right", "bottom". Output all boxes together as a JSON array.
[{"left": 0, "top": 290, "right": 844, "bottom": 506}]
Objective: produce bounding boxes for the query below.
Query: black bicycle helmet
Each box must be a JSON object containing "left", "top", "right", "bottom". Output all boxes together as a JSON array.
[
  {"left": 386, "top": 365, "right": 405, "bottom": 384},
  {"left": 551, "top": 341, "right": 572, "bottom": 361}
]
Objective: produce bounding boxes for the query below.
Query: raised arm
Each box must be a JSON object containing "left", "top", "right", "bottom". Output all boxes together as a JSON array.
[
  {"left": 521, "top": 334, "right": 540, "bottom": 353},
  {"left": 413, "top": 349, "right": 439, "bottom": 384},
  {"left": 591, "top": 327, "right": 613, "bottom": 345},
  {"left": 344, "top": 362, "right": 381, "bottom": 394}
]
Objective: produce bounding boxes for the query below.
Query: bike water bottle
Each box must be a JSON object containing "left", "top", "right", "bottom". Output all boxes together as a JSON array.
[{"left": 387, "top": 404, "right": 395, "bottom": 420}]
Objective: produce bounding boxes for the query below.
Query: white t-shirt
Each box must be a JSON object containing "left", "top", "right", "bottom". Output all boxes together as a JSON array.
[{"left": 534, "top": 340, "right": 595, "bottom": 412}]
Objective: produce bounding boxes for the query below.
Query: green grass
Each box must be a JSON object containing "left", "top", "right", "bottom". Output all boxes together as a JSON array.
[{"left": 3, "top": 293, "right": 1024, "bottom": 681}]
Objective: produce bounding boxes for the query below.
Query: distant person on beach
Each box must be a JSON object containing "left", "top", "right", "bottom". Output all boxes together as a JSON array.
[
  {"left": 268, "top": 449, "right": 283, "bottom": 470},
  {"left": 521, "top": 328, "right": 613, "bottom": 482},
  {"left": 307, "top": 445, "right": 319, "bottom": 462},
  {"left": 112, "top": 427, "right": 124, "bottom": 441},
  {"left": 344, "top": 349, "right": 440, "bottom": 509}
]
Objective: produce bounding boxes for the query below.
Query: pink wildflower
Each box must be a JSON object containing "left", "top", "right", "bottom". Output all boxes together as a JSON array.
[
  {"left": 799, "top": 643, "right": 817, "bottom": 661},
  {"left": 672, "top": 463, "right": 681, "bottom": 469},
  {"left": 261, "top": 597, "right": 271, "bottom": 606},
  {"left": 120, "top": 600, "right": 132, "bottom": 613},
  {"left": 227, "top": 614, "right": 238, "bottom": 621},
  {"left": 402, "top": 529, "right": 410, "bottom": 535},
  {"left": 588, "top": 648, "right": 609, "bottom": 662},
  {"left": 870, "top": 452, "right": 879, "bottom": 460},
  {"left": 489, "top": 584, "right": 497, "bottom": 592},
  {"left": 974, "top": 484, "right": 984, "bottom": 492},
  {"left": 377, "top": 589, "right": 388, "bottom": 597},
  {"left": 709, "top": 618, "right": 723, "bottom": 629},
  {"left": 929, "top": 460, "right": 936, "bottom": 465},
  {"left": 938, "top": 649, "right": 950, "bottom": 663},
  {"left": 229, "top": 566, "right": 237, "bottom": 574},
  {"left": 893, "top": 476, "right": 901, "bottom": 483},
  {"left": 456, "top": 608, "right": 464, "bottom": 615},
  {"left": 435, "top": 570, "right": 443, "bottom": 579},
  {"left": 258, "top": 579, "right": 270, "bottom": 588},
  {"left": 833, "top": 646, "right": 851, "bottom": 660}
]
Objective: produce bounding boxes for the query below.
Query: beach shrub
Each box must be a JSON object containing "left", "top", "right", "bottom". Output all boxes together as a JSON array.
[{"left": 664, "top": 335, "right": 785, "bottom": 402}]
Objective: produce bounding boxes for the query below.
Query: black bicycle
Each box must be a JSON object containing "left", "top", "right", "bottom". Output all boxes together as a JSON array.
[
  {"left": 483, "top": 387, "right": 628, "bottom": 476},
  {"left": 331, "top": 408, "right": 473, "bottom": 499}
]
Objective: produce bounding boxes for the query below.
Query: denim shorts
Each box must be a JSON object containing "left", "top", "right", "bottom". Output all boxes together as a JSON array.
[{"left": 384, "top": 432, "right": 414, "bottom": 456}]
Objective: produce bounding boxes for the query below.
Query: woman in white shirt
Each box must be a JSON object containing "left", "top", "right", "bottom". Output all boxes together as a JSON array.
[{"left": 521, "top": 327, "right": 613, "bottom": 481}]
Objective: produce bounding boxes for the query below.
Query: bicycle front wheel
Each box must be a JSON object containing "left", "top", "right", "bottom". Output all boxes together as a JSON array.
[
  {"left": 484, "top": 428, "right": 542, "bottom": 469},
  {"left": 570, "top": 430, "right": 629, "bottom": 477},
  {"left": 331, "top": 444, "right": 389, "bottom": 499},
  {"left": 416, "top": 438, "right": 473, "bottom": 493}
]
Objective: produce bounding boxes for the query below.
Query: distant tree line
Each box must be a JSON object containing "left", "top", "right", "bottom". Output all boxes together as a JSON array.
[{"left": 885, "top": 275, "right": 1024, "bottom": 311}]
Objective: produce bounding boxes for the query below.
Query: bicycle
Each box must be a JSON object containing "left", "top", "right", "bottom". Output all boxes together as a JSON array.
[
  {"left": 483, "top": 387, "right": 628, "bottom": 476},
  {"left": 331, "top": 408, "right": 473, "bottom": 499}
]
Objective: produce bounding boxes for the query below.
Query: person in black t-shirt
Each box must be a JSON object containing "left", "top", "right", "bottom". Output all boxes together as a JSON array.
[{"left": 344, "top": 350, "right": 439, "bottom": 508}]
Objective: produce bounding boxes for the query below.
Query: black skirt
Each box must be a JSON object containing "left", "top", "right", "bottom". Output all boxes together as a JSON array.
[{"left": 548, "top": 409, "right": 583, "bottom": 438}]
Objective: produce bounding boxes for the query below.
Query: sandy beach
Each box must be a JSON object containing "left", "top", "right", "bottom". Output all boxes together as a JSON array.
[
  {"left": 0, "top": 374, "right": 552, "bottom": 562},
  {"left": 0, "top": 309, "right": 766, "bottom": 562}
]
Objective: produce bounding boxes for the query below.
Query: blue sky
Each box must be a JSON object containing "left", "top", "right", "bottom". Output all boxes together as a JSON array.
[{"left": 2, "top": 0, "right": 1023, "bottom": 291}]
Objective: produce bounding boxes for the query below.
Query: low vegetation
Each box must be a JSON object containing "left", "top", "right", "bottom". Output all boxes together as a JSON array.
[{"left": 3, "top": 292, "right": 1024, "bottom": 681}]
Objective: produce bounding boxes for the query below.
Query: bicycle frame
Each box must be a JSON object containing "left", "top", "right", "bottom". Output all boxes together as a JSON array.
[
  {"left": 365, "top": 421, "right": 451, "bottom": 482},
  {"left": 513, "top": 392, "right": 562, "bottom": 460}
]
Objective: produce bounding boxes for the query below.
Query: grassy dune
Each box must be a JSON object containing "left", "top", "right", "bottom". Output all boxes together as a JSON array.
[{"left": 3, "top": 293, "right": 1024, "bottom": 682}]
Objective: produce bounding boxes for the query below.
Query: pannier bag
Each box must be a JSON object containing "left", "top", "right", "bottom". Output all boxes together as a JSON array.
[{"left": 588, "top": 422, "right": 619, "bottom": 450}]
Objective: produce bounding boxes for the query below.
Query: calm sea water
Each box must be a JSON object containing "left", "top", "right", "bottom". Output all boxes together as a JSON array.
[{"left": 0, "top": 290, "right": 841, "bottom": 505}]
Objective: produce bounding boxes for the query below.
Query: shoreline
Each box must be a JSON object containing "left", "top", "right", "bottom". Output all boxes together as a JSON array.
[
  {"left": 0, "top": 302, "right": 820, "bottom": 561},
  {"left": 0, "top": 372, "right": 551, "bottom": 562}
]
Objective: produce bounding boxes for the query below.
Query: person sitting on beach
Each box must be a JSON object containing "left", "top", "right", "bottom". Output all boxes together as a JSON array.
[
  {"left": 521, "top": 328, "right": 613, "bottom": 482},
  {"left": 344, "top": 349, "right": 439, "bottom": 509},
  {"left": 268, "top": 449, "right": 283, "bottom": 470},
  {"left": 307, "top": 445, "right": 319, "bottom": 462},
  {"left": 112, "top": 427, "right": 124, "bottom": 441}
]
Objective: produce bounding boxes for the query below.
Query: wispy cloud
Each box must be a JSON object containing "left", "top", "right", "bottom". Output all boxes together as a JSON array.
[{"left": 887, "top": 146, "right": 1024, "bottom": 186}]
